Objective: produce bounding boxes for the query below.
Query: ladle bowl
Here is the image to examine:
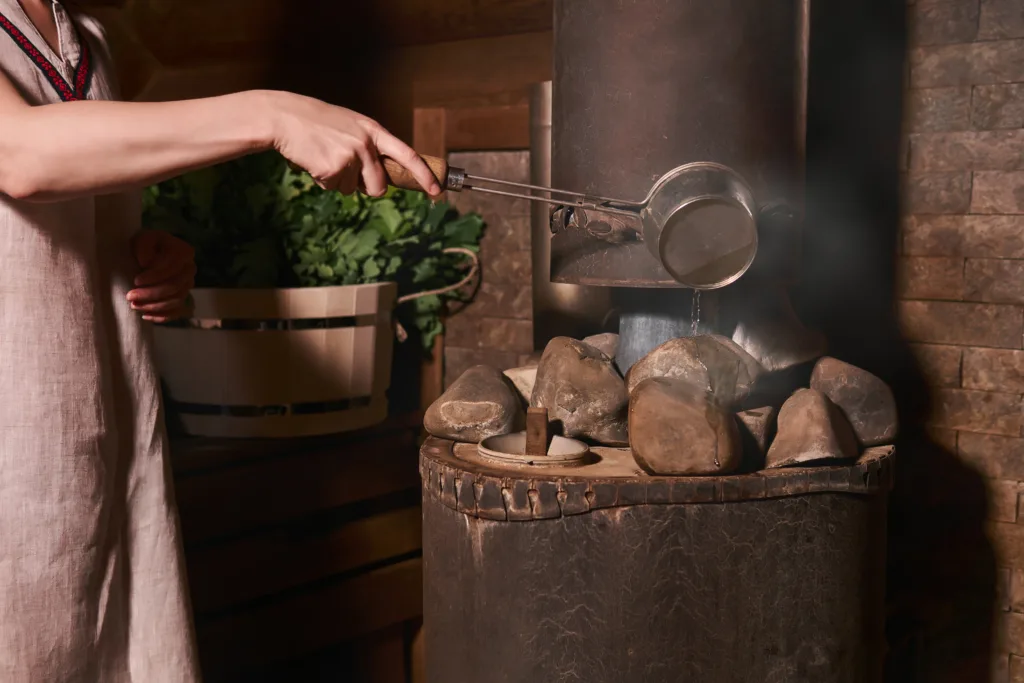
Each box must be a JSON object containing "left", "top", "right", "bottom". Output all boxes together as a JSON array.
[{"left": 640, "top": 162, "right": 758, "bottom": 289}]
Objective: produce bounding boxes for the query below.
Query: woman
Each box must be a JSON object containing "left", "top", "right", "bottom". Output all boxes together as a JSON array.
[{"left": 0, "top": 1, "right": 440, "bottom": 681}]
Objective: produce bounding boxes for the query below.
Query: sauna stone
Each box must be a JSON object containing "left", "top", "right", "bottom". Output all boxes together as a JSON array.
[
  {"left": 765, "top": 388, "right": 859, "bottom": 469},
  {"left": 582, "top": 332, "right": 620, "bottom": 359},
  {"left": 629, "top": 377, "right": 742, "bottom": 476},
  {"left": 810, "top": 357, "right": 898, "bottom": 447},
  {"left": 737, "top": 406, "right": 777, "bottom": 464},
  {"left": 424, "top": 365, "right": 524, "bottom": 443},
  {"left": 522, "top": 351, "right": 543, "bottom": 368},
  {"left": 502, "top": 366, "right": 537, "bottom": 405},
  {"left": 531, "top": 337, "right": 629, "bottom": 446},
  {"left": 731, "top": 296, "right": 827, "bottom": 373},
  {"left": 625, "top": 334, "right": 764, "bottom": 408}
]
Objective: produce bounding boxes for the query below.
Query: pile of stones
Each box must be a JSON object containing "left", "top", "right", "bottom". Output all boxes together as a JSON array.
[{"left": 424, "top": 331, "right": 897, "bottom": 476}]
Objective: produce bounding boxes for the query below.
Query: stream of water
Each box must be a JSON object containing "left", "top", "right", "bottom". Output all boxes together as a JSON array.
[{"left": 690, "top": 290, "right": 701, "bottom": 336}]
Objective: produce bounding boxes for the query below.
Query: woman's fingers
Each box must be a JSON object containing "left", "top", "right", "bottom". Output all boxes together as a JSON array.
[
  {"left": 373, "top": 128, "right": 442, "bottom": 196},
  {"left": 334, "top": 160, "right": 361, "bottom": 195},
  {"left": 355, "top": 136, "right": 388, "bottom": 198},
  {"left": 142, "top": 306, "right": 188, "bottom": 324},
  {"left": 129, "top": 231, "right": 194, "bottom": 323},
  {"left": 128, "top": 269, "right": 194, "bottom": 307},
  {"left": 135, "top": 302, "right": 181, "bottom": 316},
  {"left": 272, "top": 99, "right": 440, "bottom": 198},
  {"left": 140, "top": 294, "right": 194, "bottom": 323},
  {"left": 359, "top": 157, "right": 388, "bottom": 197},
  {"left": 131, "top": 294, "right": 189, "bottom": 314},
  {"left": 128, "top": 262, "right": 193, "bottom": 323}
]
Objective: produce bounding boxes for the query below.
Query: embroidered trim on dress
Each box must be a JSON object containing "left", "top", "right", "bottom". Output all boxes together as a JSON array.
[{"left": 0, "top": 10, "right": 91, "bottom": 102}]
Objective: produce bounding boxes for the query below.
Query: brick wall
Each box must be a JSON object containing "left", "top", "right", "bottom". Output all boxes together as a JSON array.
[
  {"left": 444, "top": 151, "right": 535, "bottom": 387},
  {"left": 900, "top": 0, "right": 1024, "bottom": 679}
]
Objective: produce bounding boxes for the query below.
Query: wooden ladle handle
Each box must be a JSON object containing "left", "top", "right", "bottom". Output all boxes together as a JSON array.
[
  {"left": 381, "top": 154, "right": 450, "bottom": 193},
  {"left": 525, "top": 406, "right": 550, "bottom": 457}
]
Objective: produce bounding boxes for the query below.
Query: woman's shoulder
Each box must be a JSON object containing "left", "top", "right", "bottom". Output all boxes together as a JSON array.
[
  {"left": 67, "top": 8, "right": 122, "bottom": 101},
  {"left": 72, "top": 10, "right": 110, "bottom": 47}
]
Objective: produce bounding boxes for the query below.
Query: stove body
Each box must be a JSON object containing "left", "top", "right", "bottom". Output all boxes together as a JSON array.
[{"left": 421, "top": 441, "right": 890, "bottom": 683}]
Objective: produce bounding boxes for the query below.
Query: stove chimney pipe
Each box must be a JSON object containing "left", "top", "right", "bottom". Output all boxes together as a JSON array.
[
  {"left": 548, "top": 0, "right": 806, "bottom": 370},
  {"left": 549, "top": 0, "right": 802, "bottom": 288}
]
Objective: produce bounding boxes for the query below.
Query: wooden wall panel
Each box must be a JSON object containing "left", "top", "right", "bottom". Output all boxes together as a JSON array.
[
  {"left": 124, "top": 0, "right": 290, "bottom": 64},
  {"left": 76, "top": 0, "right": 552, "bottom": 138},
  {"left": 322, "top": 0, "right": 551, "bottom": 48},
  {"left": 82, "top": 0, "right": 550, "bottom": 61}
]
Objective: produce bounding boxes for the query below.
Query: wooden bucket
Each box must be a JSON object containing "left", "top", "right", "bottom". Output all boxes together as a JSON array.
[{"left": 153, "top": 283, "right": 397, "bottom": 438}]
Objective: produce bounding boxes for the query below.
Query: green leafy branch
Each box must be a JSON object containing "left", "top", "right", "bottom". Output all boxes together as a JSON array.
[{"left": 142, "top": 152, "right": 485, "bottom": 349}]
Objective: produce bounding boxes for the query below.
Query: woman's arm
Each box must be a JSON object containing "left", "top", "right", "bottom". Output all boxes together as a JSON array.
[{"left": 0, "top": 71, "right": 440, "bottom": 203}]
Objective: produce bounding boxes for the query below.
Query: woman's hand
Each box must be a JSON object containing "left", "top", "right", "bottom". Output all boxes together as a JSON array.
[
  {"left": 127, "top": 230, "right": 196, "bottom": 324},
  {"left": 268, "top": 93, "right": 442, "bottom": 198}
]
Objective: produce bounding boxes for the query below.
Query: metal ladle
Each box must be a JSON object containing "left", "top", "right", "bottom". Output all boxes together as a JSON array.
[{"left": 382, "top": 154, "right": 760, "bottom": 290}]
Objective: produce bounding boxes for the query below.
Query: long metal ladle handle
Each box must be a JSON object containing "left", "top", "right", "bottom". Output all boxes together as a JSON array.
[{"left": 381, "top": 155, "right": 641, "bottom": 220}]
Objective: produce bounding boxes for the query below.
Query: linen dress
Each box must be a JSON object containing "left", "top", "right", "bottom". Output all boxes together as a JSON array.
[{"left": 0, "top": 1, "right": 201, "bottom": 681}]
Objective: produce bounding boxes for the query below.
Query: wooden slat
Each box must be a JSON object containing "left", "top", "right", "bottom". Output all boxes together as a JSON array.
[
  {"left": 187, "top": 505, "right": 422, "bottom": 613},
  {"left": 446, "top": 104, "right": 531, "bottom": 151},
  {"left": 418, "top": 333, "right": 446, "bottom": 413},
  {"left": 170, "top": 413, "right": 423, "bottom": 474},
  {"left": 350, "top": 30, "right": 548, "bottom": 139},
  {"left": 412, "top": 106, "right": 449, "bottom": 205},
  {"left": 114, "top": 0, "right": 290, "bottom": 65},
  {"left": 178, "top": 403, "right": 390, "bottom": 441},
  {"left": 411, "top": 623, "right": 426, "bottom": 683},
  {"left": 347, "top": 30, "right": 547, "bottom": 139},
  {"left": 174, "top": 431, "right": 420, "bottom": 543},
  {"left": 409, "top": 109, "right": 448, "bottom": 412},
  {"left": 356, "top": 0, "right": 552, "bottom": 48},
  {"left": 132, "top": 60, "right": 275, "bottom": 102},
  {"left": 283, "top": 0, "right": 552, "bottom": 54},
  {"left": 412, "top": 107, "right": 447, "bottom": 157},
  {"left": 83, "top": 0, "right": 551, "bottom": 64},
  {"left": 402, "top": 31, "right": 552, "bottom": 110},
  {"left": 350, "top": 626, "right": 408, "bottom": 683},
  {"left": 185, "top": 283, "right": 395, "bottom": 320},
  {"left": 198, "top": 558, "right": 424, "bottom": 678},
  {"left": 355, "top": 30, "right": 550, "bottom": 138},
  {"left": 217, "top": 623, "right": 415, "bottom": 683},
  {"left": 157, "top": 327, "right": 377, "bottom": 406}
]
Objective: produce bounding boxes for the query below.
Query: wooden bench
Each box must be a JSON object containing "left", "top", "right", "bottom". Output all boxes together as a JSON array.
[{"left": 171, "top": 414, "right": 425, "bottom": 682}]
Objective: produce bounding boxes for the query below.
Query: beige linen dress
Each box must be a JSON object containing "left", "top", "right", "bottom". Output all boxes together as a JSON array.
[{"left": 0, "top": 1, "right": 201, "bottom": 681}]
